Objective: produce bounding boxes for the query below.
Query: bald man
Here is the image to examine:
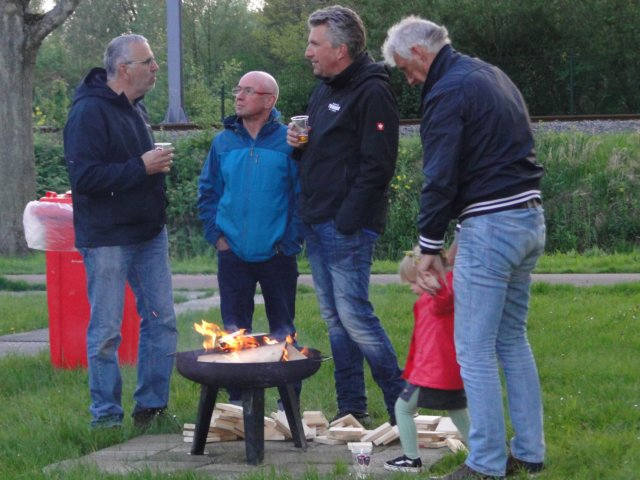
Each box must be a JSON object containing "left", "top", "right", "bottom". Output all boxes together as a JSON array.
[{"left": 197, "top": 71, "right": 303, "bottom": 403}]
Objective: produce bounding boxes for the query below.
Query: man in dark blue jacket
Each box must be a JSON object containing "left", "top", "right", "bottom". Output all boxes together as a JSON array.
[
  {"left": 64, "top": 34, "right": 178, "bottom": 430},
  {"left": 287, "top": 5, "right": 404, "bottom": 427},
  {"left": 383, "top": 16, "right": 546, "bottom": 480}
]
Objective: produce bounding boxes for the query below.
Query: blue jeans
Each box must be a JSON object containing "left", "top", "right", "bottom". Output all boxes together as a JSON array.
[
  {"left": 304, "top": 221, "right": 403, "bottom": 416},
  {"left": 454, "top": 206, "right": 546, "bottom": 476},
  {"left": 217, "top": 249, "right": 299, "bottom": 401},
  {"left": 79, "top": 228, "right": 178, "bottom": 424}
]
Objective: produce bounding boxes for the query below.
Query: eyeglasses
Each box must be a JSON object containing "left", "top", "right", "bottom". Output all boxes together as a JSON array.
[
  {"left": 231, "top": 86, "right": 274, "bottom": 97},
  {"left": 124, "top": 56, "right": 156, "bottom": 67}
]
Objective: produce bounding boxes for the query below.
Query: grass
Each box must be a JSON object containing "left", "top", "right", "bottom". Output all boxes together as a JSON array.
[
  {"left": 1, "top": 250, "right": 639, "bottom": 276},
  {"left": 1, "top": 282, "right": 639, "bottom": 479}
]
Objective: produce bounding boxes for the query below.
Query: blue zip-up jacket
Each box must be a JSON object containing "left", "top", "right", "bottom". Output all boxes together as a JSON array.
[
  {"left": 197, "top": 109, "right": 302, "bottom": 262},
  {"left": 63, "top": 67, "right": 166, "bottom": 248},
  {"left": 418, "top": 46, "right": 544, "bottom": 254}
]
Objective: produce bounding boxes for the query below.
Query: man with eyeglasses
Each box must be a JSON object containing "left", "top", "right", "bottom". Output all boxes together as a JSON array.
[
  {"left": 198, "top": 71, "right": 303, "bottom": 404},
  {"left": 286, "top": 5, "right": 404, "bottom": 428},
  {"left": 64, "top": 34, "right": 178, "bottom": 430}
]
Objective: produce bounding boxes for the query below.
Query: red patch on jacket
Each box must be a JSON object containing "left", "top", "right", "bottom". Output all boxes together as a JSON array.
[{"left": 376, "top": 122, "right": 385, "bottom": 131}]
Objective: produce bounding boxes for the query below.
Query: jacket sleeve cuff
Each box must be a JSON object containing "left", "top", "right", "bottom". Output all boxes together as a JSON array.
[{"left": 419, "top": 235, "right": 444, "bottom": 255}]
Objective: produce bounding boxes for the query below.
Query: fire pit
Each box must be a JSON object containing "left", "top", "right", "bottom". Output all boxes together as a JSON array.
[{"left": 176, "top": 325, "right": 324, "bottom": 465}]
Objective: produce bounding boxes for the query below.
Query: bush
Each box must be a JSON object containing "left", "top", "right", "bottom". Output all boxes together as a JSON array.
[{"left": 34, "top": 131, "right": 640, "bottom": 259}]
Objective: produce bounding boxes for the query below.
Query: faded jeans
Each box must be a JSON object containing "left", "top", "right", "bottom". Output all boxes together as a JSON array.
[
  {"left": 454, "top": 206, "right": 546, "bottom": 476},
  {"left": 79, "top": 227, "right": 177, "bottom": 424},
  {"left": 304, "top": 221, "right": 404, "bottom": 416}
]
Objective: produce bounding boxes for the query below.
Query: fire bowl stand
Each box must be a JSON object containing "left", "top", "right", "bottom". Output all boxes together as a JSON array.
[{"left": 190, "top": 383, "right": 307, "bottom": 465}]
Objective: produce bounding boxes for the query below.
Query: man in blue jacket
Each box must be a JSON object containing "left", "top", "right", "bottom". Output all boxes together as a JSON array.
[
  {"left": 383, "top": 16, "right": 546, "bottom": 480},
  {"left": 287, "top": 5, "right": 404, "bottom": 427},
  {"left": 198, "top": 71, "right": 302, "bottom": 402},
  {"left": 64, "top": 34, "right": 178, "bottom": 430}
]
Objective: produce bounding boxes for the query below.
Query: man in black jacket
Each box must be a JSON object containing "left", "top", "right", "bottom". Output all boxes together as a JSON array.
[
  {"left": 383, "top": 16, "right": 546, "bottom": 480},
  {"left": 287, "top": 5, "right": 404, "bottom": 427},
  {"left": 64, "top": 34, "right": 178, "bottom": 430}
]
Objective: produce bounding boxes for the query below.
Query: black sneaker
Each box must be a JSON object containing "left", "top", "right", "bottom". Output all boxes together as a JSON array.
[
  {"left": 430, "top": 463, "right": 500, "bottom": 479},
  {"left": 506, "top": 455, "right": 544, "bottom": 477},
  {"left": 330, "top": 411, "right": 372, "bottom": 428},
  {"left": 132, "top": 407, "right": 177, "bottom": 430},
  {"left": 384, "top": 454, "right": 423, "bottom": 473},
  {"left": 90, "top": 414, "right": 123, "bottom": 430}
]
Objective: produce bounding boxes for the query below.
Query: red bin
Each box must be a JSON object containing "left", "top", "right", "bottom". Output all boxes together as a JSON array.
[{"left": 38, "top": 192, "right": 140, "bottom": 369}]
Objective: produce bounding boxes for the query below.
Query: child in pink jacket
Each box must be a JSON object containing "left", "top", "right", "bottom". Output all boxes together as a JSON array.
[{"left": 384, "top": 241, "right": 469, "bottom": 473}]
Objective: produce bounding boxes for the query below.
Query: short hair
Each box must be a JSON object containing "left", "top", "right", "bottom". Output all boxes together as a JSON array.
[
  {"left": 308, "top": 5, "right": 366, "bottom": 59},
  {"left": 382, "top": 16, "right": 450, "bottom": 66},
  {"left": 104, "top": 34, "right": 149, "bottom": 79}
]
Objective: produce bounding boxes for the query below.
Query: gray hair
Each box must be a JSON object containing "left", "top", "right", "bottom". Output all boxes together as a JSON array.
[
  {"left": 308, "top": 5, "right": 366, "bottom": 59},
  {"left": 103, "top": 34, "right": 149, "bottom": 79},
  {"left": 382, "top": 16, "right": 450, "bottom": 66}
]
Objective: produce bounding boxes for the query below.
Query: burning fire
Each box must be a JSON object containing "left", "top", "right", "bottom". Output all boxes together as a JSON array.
[{"left": 194, "top": 320, "right": 294, "bottom": 354}]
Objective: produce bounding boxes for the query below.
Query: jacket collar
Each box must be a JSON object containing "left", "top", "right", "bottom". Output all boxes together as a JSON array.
[{"left": 421, "top": 44, "right": 459, "bottom": 97}]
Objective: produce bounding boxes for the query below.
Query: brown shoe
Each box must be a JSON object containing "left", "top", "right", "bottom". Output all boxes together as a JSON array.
[{"left": 430, "top": 463, "right": 502, "bottom": 479}]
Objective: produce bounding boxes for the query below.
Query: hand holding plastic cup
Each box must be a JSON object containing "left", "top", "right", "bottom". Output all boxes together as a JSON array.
[
  {"left": 291, "top": 115, "right": 309, "bottom": 144},
  {"left": 154, "top": 142, "right": 172, "bottom": 150}
]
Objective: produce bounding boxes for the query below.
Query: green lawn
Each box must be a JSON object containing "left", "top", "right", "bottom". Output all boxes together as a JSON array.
[{"left": 1, "top": 282, "right": 639, "bottom": 479}]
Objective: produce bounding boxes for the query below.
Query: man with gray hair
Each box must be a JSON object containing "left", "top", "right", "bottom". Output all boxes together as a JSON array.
[
  {"left": 383, "top": 16, "right": 546, "bottom": 480},
  {"left": 287, "top": 5, "right": 404, "bottom": 427},
  {"left": 64, "top": 34, "right": 178, "bottom": 430}
]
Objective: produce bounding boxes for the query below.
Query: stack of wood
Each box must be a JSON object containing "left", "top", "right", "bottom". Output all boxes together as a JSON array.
[{"left": 183, "top": 406, "right": 466, "bottom": 454}]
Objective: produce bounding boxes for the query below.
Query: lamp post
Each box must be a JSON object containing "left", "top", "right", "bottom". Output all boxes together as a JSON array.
[{"left": 163, "top": 0, "right": 189, "bottom": 124}]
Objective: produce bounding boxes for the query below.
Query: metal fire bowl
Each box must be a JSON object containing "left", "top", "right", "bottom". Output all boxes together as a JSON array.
[{"left": 175, "top": 348, "right": 323, "bottom": 389}]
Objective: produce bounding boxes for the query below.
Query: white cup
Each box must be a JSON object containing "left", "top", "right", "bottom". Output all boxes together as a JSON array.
[{"left": 349, "top": 443, "right": 372, "bottom": 479}]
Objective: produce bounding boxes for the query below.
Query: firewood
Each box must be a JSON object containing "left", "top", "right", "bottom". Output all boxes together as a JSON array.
[
  {"left": 329, "top": 413, "right": 364, "bottom": 429},
  {"left": 414, "top": 415, "right": 442, "bottom": 428},
  {"left": 314, "top": 435, "right": 345, "bottom": 445},
  {"left": 327, "top": 426, "right": 365, "bottom": 441},
  {"left": 446, "top": 438, "right": 467, "bottom": 453},
  {"left": 361, "top": 422, "right": 392, "bottom": 443},
  {"left": 303, "top": 411, "right": 329, "bottom": 428},
  {"left": 374, "top": 425, "right": 399, "bottom": 445},
  {"left": 215, "top": 403, "right": 244, "bottom": 417},
  {"left": 197, "top": 343, "right": 286, "bottom": 363},
  {"left": 435, "top": 417, "right": 461, "bottom": 438}
]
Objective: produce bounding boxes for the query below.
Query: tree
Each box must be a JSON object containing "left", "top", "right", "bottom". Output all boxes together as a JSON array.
[{"left": 0, "top": 0, "right": 82, "bottom": 255}]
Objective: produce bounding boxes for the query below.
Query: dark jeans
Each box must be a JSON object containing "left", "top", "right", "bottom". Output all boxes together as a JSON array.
[{"left": 217, "top": 249, "right": 299, "bottom": 401}]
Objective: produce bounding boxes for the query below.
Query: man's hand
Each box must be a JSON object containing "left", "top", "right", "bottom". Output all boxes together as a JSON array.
[
  {"left": 416, "top": 253, "right": 446, "bottom": 295},
  {"left": 215, "top": 236, "right": 230, "bottom": 251},
  {"left": 286, "top": 122, "right": 304, "bottom": 149},
  {"left": 142, "top": 147, "right": 174, "bottom": 175}
]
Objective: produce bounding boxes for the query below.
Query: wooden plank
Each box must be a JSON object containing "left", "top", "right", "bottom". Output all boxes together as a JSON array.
[{"left": 361, "top": 422, "right": 392, "bottom": 443}]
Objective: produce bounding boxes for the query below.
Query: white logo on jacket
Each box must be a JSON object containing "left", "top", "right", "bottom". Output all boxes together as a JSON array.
[{"left": 328, "top": 102, "right": 341, "bottom": 112}]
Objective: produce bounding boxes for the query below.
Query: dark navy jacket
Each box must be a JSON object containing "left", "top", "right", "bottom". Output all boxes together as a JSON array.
[
  {"left": 418, "top": 46, "right": 544, "bottom": 254},
  {"left": 296, "top": 53, "right": 399, "bottom": 234},
  {"left": 64, "top": 68, "right": 166, "bottom": 248}
]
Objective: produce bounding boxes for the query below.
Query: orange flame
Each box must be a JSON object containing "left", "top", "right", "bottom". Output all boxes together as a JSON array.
[{"left": 193, "top": 321, "right": 297, "bottom": 357}]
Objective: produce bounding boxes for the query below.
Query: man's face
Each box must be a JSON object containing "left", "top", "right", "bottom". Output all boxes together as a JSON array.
[
  {"left": 234, "top": 74, "right": 275, "bottom": 120},
  {"left": 394, "top": 51, "right": 428, "bottom": 86},
  {"left": 305, "top": 24, "right": 342, "bottom": 78},
  {"left": 125, "top": 42, "right": 159, "bottom": 97}
]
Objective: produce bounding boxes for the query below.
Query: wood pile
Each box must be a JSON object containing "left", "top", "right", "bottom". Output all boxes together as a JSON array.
[{"left": 183, "top": 405, "right": 466, "bottom": 454}]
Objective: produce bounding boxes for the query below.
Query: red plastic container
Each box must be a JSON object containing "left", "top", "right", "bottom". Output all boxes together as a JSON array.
[{"left": 40, "top": 192, "right": 140, "bottom": 369}]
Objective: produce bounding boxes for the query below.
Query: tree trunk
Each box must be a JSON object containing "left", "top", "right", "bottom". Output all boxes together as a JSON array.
[{"left": 0, "top": 0, "right": 81, "bottom": 255}]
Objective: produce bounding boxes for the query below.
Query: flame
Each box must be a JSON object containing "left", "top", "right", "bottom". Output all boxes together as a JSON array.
[{"left": 193, "top": 321, "right": 297, "bottom": 357}]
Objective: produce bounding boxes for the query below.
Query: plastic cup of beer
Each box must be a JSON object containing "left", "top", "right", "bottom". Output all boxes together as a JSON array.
[
  {"left": 291, "top": 115, "right": 309, "bottom": 144},
  {"left": 154, "top": 142, "right": 172, "bottom": 150}
]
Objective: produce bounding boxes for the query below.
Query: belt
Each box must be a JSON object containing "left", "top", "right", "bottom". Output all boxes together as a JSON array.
[{"left": 515, "top": 198, "right": 541, "bottom": 208}]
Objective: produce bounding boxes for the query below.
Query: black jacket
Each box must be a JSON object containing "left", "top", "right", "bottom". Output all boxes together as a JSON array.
[
  {"left": 63, "top": 68, "right": 166, "bottom": 248},
  {"left": 296, "top": 53, "right": 399, "bottom": 234},
  {"left": 418, "top": 46, "right": 544, "bottom": 254}
]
